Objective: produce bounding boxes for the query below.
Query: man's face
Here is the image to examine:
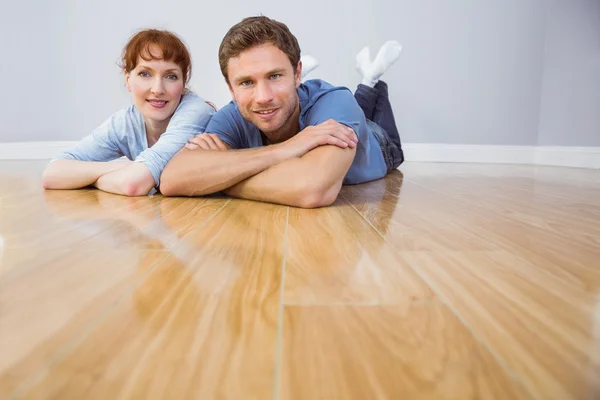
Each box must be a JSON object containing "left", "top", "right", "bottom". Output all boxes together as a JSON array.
[{"left": 227, "top": 43, "right": 302, "bottom": 143}]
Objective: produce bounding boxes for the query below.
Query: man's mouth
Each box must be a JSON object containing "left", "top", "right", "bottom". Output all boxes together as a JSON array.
[{"left": 254, "top": 108, "right": 278, "bottom": 119}]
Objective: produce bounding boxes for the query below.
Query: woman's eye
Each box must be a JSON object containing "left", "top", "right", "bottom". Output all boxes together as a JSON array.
[
  {"left": 166, "top": 74, "right": 178, "bottom": 80},
  {"left": 138, "top": 71, "right": 150, "bottom": 78}
]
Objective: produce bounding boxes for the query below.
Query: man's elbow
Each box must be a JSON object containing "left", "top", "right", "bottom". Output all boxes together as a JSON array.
[
  {"left": 159, "top": 157, "right": 198, "bottom": 197},
  {"left": 158, "top": 179, "right": 179, "bottom": 197},
  {"left": 295, "top": 183, "right": 341, "bottom": 209},
  {"left": 158, "top": 173, "right": 190, "bottom": 197}
]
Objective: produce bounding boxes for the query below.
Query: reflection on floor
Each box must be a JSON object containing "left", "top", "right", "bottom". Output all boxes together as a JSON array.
[{"left": 1, "top": 160, "right": 599, "bottom": 399}]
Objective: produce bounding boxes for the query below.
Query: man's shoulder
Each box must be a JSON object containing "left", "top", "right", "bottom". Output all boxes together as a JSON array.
[
  {"left": 209, "top": 101, "right": 246, "bottom": 126},
  {"left": 215, "top": 100, "right": 241, "bottom": 115},
  {"left": 300, "top": 79, "right": 353, "bottom": 99},
  {"left": 300, "top": 79, "right": 355, "bottom": 109},
  {"left": 299, "top": 79, "right": 357, "bottom": 119},
  {"left": 205, "top": 100, "right": 258, "bottom": 149}
]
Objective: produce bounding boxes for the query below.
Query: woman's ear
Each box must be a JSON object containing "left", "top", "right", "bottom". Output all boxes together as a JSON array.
[{"left": 125, "top": 71, "right": 131, "bottom": 92}]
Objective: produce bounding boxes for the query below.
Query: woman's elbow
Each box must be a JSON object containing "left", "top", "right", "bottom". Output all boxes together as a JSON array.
[
  {"left": 121, "top": 179, "right": 154, "bottom": 197},
  {"left": 41, "top": 168, "right": 60, "bottom": 190}
]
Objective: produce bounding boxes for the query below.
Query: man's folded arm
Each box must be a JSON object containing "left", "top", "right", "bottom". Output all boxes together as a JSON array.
[
  {"left": 225, "top": 142, "right": 356, "bottom": 208},
  {"left": 159, "top": 145, "right": 288, "bottom": 197}
]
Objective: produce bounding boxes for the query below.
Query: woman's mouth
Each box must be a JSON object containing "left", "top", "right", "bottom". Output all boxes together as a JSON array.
[{"left": 147, "top": 99, "right": 168, "bottom": 109}]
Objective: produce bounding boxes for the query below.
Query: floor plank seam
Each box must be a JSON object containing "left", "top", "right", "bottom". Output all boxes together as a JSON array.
[
  {"left": 272, "top": 206, "right": 289, "bottom": 400},
  {"left": 403, "top": 179, "right": 599, "bottom": 289},
  {"left": 340, "top": 192, "right": 539, "bottom": 400},
  {"left": 8, "top": 199, "right": 232, "bottom": 399},
  {"left": 405, "top": 178, "right": 598, "bottom": 240},
  {"left": 176, "top": 199, "right": 233, "bottom": 242},
  {"left": 283, "top": 302, "right": 380, "bottom": 307},
  {"left": 282, "top": 298, "right": 436, "bottom": 307}
]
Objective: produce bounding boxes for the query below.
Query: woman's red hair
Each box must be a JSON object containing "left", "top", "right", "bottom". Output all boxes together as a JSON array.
[{"left": 120, "top": 29, "right": 192, "bottom": 86}]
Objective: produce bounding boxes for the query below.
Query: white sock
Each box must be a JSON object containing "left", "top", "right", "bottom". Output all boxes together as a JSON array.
[
  {"left": 300, "top": 54, "right": 319, "bottom": 80},
  {"left": 356, "top": 40, "right": 403, "bottom": 87}
]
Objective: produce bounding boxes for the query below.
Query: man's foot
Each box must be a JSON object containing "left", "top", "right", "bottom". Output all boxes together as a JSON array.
[
  {"left": 356, "top": 40, "right": 402, "bottom": 87},
  {"left": 301, "top": 54, "right": 319, "bottom": 80}
]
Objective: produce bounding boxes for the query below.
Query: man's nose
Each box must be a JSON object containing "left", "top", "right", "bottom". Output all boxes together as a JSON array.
[{"left": 254, "top": 81, "right": 274, "bottom": 104}]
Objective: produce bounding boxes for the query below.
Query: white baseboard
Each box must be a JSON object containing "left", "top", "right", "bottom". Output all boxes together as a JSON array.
[
  {"left": 534, "top": 146, "right": 600, "bottom": 169},
  {"left": 402, "top": 144, "right": 535, "bottom": 164},
  {"left": 1, "top": 141, "right": 599, "bottom": 169},
  {"left": 402, "top": 144, "right": 600, "bottom": 169}
]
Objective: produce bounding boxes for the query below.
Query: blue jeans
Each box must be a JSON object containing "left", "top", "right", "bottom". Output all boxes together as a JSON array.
[{"left": 354, "top": 81, "right": 404, "bottom": 172}]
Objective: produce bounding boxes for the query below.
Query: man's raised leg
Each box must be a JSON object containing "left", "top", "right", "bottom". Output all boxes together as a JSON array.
[{"left": 354, "top": 41, "right": 404, "bottom": 167}]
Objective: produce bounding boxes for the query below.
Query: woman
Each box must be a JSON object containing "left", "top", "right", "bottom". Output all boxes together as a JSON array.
[{"left": 42, "top": 28, "right": 216, "bottom": 196}]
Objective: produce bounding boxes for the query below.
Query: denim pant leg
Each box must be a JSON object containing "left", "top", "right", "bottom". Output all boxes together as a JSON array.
[
  {"left": 372, "top": 81, "right": 402, "bottom": 151},
  {"left": 354, "top": 82, "right": 404, "bottom": 171},
  {"left": 354, "top": 83, "right": 378, "bottom": 121}
]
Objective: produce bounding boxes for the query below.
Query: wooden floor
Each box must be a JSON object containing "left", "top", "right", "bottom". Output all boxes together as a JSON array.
[{"left": 1, "top": 160, "right": 599, "bottom": 399}]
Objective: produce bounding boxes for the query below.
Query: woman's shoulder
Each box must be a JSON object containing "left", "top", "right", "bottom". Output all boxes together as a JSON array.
[
  {"left": 178, "top": 90, "right": 208, "bottom": 104},
  {"left": 177, "top": 91, "right": 217, "bottom": 112},
  {"left": 96, "top": 104, "right": 144, "bottom": 137}
]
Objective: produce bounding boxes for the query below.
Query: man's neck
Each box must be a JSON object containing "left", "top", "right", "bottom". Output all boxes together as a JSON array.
[{"left": 265, "top": 102, "right": 301, "bottom": 144}]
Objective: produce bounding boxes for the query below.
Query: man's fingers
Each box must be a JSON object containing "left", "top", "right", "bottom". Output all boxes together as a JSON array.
[
  {"left": 189, "top": 137, "right": 213, "bottom": 150},
  {"left": 188, "top": 136, "right": 205, "bottom": 146},
  {"left": 208, "top": 134, "right": 228, "bottom": 151},
  {"left": 199, "top": 141, "right": 213, "bottom": 150},
  {"left": 326, "top": 136, "right": 349, "bottom": 149},
  {"left": 189, "top": 134, "right": 225, "bottom": 151},
  {"left": 202, "top": 135, "right": 219, "bottom": 150},
  {"left": 341, "top": 126, "right": 358, "bottom": 144},
  {"left": 348, "top": 127, "right": 359, "bottom": 143},
  {"left": 322, "top": 120, "right": 358, "bottom": 142},
  {"left": 203, "top": 134, "right": 229, "bottom": 151},
  {"left": 329, "top": 128, "right": 356, "bottom": 148}
]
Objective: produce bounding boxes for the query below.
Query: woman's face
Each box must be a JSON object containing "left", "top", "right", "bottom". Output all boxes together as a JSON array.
[{"left": 125, "top": 45, "right": 185, "bottom": 126}]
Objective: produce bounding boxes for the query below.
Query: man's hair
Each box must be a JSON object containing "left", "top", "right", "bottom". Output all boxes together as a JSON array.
[{"left": 218, "top": 16, "right": 301, "bottom": 84}]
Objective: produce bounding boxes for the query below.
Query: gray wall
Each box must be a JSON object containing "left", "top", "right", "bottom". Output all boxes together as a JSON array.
[
  {"left": 0, "top": 0, "right": 596, "bottom": 147},
  {"left": 537, "top": 0, "right": 600, "bottom": 146}
]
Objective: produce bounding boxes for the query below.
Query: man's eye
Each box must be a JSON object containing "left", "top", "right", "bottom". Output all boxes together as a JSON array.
[
  {"left": 240, "top": 80, "right": 252, "bottom": 87},
  {"left": 270, "top": 74, "right": 281, "bottom": 79}
]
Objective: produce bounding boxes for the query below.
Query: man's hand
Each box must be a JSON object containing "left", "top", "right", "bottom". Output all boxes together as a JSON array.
[
  {"left": 278, "top": 119, "right": 358, "bottom": 159},
  {"left": 185, "top": 133, "right": 229, "bottom": 151}
]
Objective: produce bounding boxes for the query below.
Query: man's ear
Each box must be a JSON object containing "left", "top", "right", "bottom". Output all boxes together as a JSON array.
[
  {"left": 227, "top": 82, "right": 235, "bottom": 101},
  {"left": 295, "top": 60, "right": 303, "bottom": 87}
]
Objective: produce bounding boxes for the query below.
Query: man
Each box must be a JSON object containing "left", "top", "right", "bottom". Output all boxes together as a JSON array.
[{"left": 159, "top": 16, "right": 404, "bottom": 208}]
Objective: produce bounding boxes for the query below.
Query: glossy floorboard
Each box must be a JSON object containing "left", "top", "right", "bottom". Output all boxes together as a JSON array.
[{"left": 1, "top": 160, "right": 599, "bottom": 399}]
